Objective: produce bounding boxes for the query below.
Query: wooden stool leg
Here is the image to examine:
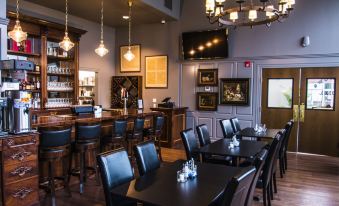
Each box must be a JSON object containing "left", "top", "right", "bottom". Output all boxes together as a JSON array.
[
  {"left": 63, "top": 156, "right": 72, "bottom": 197},
  {"left": 93, "top": 149, "right": 100, "bottom": 185},
  {"left": 49, "top": 161, "right": 56, "bottom": 206},
  {"left": 79, "top": 150, "right": 85, "bottom": 194}
]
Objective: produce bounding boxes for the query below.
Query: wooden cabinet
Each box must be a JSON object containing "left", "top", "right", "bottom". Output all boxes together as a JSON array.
[
  {"left": 150, "top": 107, "right": 188, "bottom": 148},
  {"left": 0, "top": 133, "right": 40, "bottom": 206},
  {"left": 6, "top": 12, "right": 86, "bottom": 114}
]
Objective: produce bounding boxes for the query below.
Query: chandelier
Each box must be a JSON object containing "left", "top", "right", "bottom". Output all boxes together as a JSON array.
[
  {"left": 59, "top": 0, "right": 74, "bottom": 51},
  {"left": 95, "top": 0, "right": 109, "bottom": 57},
  {"left": 205, "top": 0, "right": 296, "bottom": 28},
  {"left": 8, "top": 0, "right": 27, "bottom": 45},
  {"left": 124, "top": 0, "right": 135, "bottom": 62}
]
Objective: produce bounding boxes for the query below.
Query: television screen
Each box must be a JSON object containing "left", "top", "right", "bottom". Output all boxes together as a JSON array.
[{"left": 181, "top": 29, "right": 228, "bottom": 60}]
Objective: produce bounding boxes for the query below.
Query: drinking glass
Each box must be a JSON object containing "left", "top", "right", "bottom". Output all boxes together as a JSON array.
[{"left": 177, "top": 170, "right": 187, "bottom": 183}]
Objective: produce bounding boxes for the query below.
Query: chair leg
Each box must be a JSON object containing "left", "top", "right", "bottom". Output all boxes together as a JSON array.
[
  {"left": 267, "top": 186, "right": 272, "bottom": 206},
  {"left": 48, "top": 161, "right": 56, "bottom": 206},
  {"left": 93, "top": 149, "right": 100, "bottom": 186},
  {"left": 273, "top": 172, "right": 278, "bottom": 194},
  {"left": 63, "top": 157, "right": 72, "bottom": 197},
  {"left": 284, "top": 152, "right": 288, "bottom": 170},
  {"left": 263, "top": 188, "right": 267, "bottom": 206},
  {"left": 79, "top": 151, "right": 85, "bottom": 194},
  {"left": 279, "top": 158, "right": 284, "bottom": 178},
  {"left": 269, "top": 179, "right": 274, "bottom": 200}
]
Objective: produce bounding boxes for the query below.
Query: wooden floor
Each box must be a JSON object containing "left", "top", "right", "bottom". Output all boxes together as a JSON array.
[{"left": 40, "top": 148, "right": 339, "bottom": 206}]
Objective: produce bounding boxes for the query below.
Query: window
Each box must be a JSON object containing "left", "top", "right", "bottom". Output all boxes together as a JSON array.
[
  {"left": 267, "top": 79, "right": 293, "bottom": 109},
  {"left": 306, "top": 78, "right": 336, "bottom": 110}
]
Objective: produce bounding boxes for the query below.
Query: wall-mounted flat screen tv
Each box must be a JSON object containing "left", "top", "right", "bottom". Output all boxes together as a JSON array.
[{"left": 182, "top": 29, "right": 228, "bottom": 60}]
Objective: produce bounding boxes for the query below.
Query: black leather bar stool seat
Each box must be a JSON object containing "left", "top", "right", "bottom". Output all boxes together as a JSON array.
[
  {"left": 126, "top": 118, "right": 145, "bottom": 156},
  {"left": 38, "top": 125, "right": 73, "bottom": 206},
  {"left": 101, "top": 119, "right": 128, "bottom": 152},
  {"left": 73, "top": 121, "right": 101, "bottom": 194},
  {"left": 143, "top": 116, "right": 164, "bottom": 161}
]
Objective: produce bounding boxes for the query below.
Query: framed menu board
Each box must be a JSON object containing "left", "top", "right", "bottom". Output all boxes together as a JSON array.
[{"left": 145, "top": 55, "right": 168, "bottom": 88}]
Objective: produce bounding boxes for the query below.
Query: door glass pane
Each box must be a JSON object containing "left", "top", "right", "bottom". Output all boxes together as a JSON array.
[
  {"left": 306, "top": 78, "right": 335, "bottom": 110},
  {"left": 267, "top": 79, "right": 293, "bottom": 108}
]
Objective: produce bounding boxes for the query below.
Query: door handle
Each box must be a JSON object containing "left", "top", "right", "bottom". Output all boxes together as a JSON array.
[
  {"left": 300, "top": 103, "right": 305, "bottom": 122},
  {"left": 293, "top": 105, "right": 299, "bottom": 122}
]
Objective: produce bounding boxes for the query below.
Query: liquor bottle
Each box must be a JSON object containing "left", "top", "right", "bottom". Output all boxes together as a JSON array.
[
  {"left": 36, "top": 79, "right": 41, "bottom": 89},
  {"left": 26, "top": 81, "right": 31, "bottom": 90},
  {"left": 22, "top": 80, "right": 26, "bottom": 90},
  {"left": 19, "top": 80, "right": 23, "bottom": 90},
  {"left": 35, "top": 65, "right": 40, "bottom": 72},
  {"left": 31, "top": 78, "right": 36, "bottom": 90}
]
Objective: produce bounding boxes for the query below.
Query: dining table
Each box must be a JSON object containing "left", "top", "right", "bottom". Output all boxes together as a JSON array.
[
  {"left": 236, "top": 127, "right": 281, "bottom": 141},
  {"left": 111, "top": 160, "right": 252, "bottom": 206}
]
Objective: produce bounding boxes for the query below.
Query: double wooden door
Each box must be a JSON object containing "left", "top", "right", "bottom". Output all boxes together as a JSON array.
[{"left": 261, "top": 68, "right": 339, "bottom": 157}]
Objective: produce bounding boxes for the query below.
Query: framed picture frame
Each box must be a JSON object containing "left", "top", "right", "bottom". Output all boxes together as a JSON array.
[
  {"left": 145, "top": 55, "right": 168, "bottom": 88},
  {"left": 197, "top": 69, "right": 218, "bottom": 86},
  {"left": 220, "top": 78, "right": 250, "bottom": 105},
  {"left": 196, "top": 92, "right": 218, "bottom": 111},
  {"left": 120, "top": 44, "right": 141, "bottom": 72}
]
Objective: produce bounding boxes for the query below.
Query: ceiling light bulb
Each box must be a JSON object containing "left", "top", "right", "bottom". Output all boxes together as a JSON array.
[
  {"left": 198, "top": 45, "right": 205, "bottom": 51},
  {"left": 230, "top": 11, "right": 238, "bottom": 22},
  {"left": 266, "top": 5, "right": 274, "bottom": 18},
  {"left": 189, "top": 49, "right": 195, "bottom": 55},
  {"left": 205, "top": 0, "right": 215, "bottom": 14},
  {"left": 206, "top": 42, "right": 212, "bottom": 47},
  {"left": 279, "top": 4, "right": 287, "bottom": 14},
  {"left": 287, "top": 0, "right": 295, "bottom": 8},
  {"left": 216, "top": 0, "right": 225, "bottom": 3},
  {"left": 59, "top": 32, "right": 74, "bottom": 51},
  {"left": 124, "top": 48, "right": 135, "bottom": 61},
  {"left": 95, "top": 40, "right": 109, "bottom": 57},
  {"left": 249, "top": 10, "right": 257, "bottom": 21},
  {"left": 8, "top": 20, "right": 27, "bottom": 45},
  {"left": 122, "top": 16, "right": 129, "bottom": 20},
  {"left": 213, "top": 38, "right": 219, "bottom": 44},
  {"left": 215, "top": 6, "right": 223, "bottom": 16}
]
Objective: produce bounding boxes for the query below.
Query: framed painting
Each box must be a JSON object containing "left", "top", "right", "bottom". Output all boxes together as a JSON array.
[
  {"left": 120, "top": 44, "right": 141, "bottom": 72},
  {"left": 145, "top": 55, "right": 168, "bottom": 88},
  {"left": 197, "top": 69, "right": 218, "bottom": 86},
  {"left": 197, "top": 92, "right": 218, "bottom": 111},
  {"left": 220, "top": 78, "right": 250, "bottom": 105}
]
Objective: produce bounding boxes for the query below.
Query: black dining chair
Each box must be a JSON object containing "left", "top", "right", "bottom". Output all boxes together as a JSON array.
[
  {"left": 230, "top": 117, "right": 242, "bottom": 133},
  {"left": 101, "top": 119, "right": 128, "bottom": 152},
  {"left": 244, "top": 149, "right": 268, "bottom": 206},
  {"left": 126, "top": 118, "right": 145, "bottom": 156},
  {"left": 271, "top": 129, "right": 286, "bottom": 195},
  {"left": 256, "top": 134, "right": 281, "bottom": 206},
  {"left": 211, "top": 167, "right": 256, "bottom": 206},
  {"left": 281, "top": 120, "right": 294, "bottom": 171},
  {"left": 196, "top": 124, "right": 232, "bottom": 165},
  {"left": 219, "top": 119, "right": 236, "bottom": 139},
  {"left": 97, "top": 148, "right": 136, "bottom": 206},
  {"left": 143, "top": 116, "right": 165, "bottom": 161},
  {"left": 180, "top": 128, "right": 200, "bottom": 161},
  {"left": 279, "top": 122, "right": 293, "bottom": 178},
  {"left": 133, "top": 140, "right": 161, "bottom": 176}
]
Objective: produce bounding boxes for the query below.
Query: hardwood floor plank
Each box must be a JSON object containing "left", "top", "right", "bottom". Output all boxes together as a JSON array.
[{"left": 39, "top": 150, "right": 339, "bottom": 206}]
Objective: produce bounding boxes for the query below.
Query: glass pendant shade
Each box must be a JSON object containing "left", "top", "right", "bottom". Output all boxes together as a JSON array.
[
  {"left": 230, "top": 12, "right": 238, "bottom": 22},
  {"left": 249, "top": 10, "right": 258, "bottom": 21},
  {"left": 205, "top": 0, "right": 215, "bottom": 14},
  {"left": 95, "top": 41, "right": 109, "bottom": 57},
  {"left": 8, "top": 20, "right": 27, "bottom": 44},
  {"left": 59, "top": 32, "right": 74, "bottom": 52},
  {"left": 124, "top": 48, "right": 135, "bottom": 62}
]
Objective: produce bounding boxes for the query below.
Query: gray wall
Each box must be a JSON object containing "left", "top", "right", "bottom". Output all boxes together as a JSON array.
[{"left": 115, "top": 0, "right": 339, "bottom": 140}]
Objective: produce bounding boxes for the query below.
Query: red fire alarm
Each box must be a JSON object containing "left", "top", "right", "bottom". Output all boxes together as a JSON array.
[{"left": 244, "top": 61, "right": 251, "bottom": 68}]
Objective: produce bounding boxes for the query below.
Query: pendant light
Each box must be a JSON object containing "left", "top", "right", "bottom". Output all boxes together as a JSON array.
[
  {"left": 123, "top": 0, "right": 135, "bottom": 62},
  {"left": 59, "top": 0, "right": 74, "bottom": 52},
  {"left": 8, "top": 0, "right": 27, "bottom": 45},
  {"left": 95, "top": 0, "right": 109, "bottom": 57}
]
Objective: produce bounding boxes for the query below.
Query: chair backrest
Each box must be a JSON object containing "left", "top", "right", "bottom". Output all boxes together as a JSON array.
[
  {"left": 282, "top": 120, "right": 294, "bottom": 152},
  {"left": 196, "top": 124, "right": 211, "bottom": 147},
  {"left": 76, "top": 121, "right": 101, "bottom": 142},
  {"left": 230, "top": 117, "right": 241, "bottom": 133},
  {"left": 245, "top": 149, "right": 268, "bottom": 206},
  {"left": 112, "top": 119, "right": 127, "bottom": 137},
  {"left": 261, "top": 134, "right": 281, "bottom": 188},
  {"left": 39, "top": 126, "right": 72, "bottom": 148},
  {"left": 219, "top": 119, "right": 235, "bottom": 139},
  {"left": 133, "top": 118, "right": 145, "bottom": 135},
  {"left": 180, "top": 128, "right": 200, "bottom": 161},
  {"left": 221, "top": 167, "right": 256, "bottom": 206},
  {"left": 154, "top": 116, "right": 165, "bottom": 134},
  {"left": 133, "top": 140, "right": 161, "bottom": 176},
  {"left": 97, "top": 149, "right": 134, "bottom": 206}
]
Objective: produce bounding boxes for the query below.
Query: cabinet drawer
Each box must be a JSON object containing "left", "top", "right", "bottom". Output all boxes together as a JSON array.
[
  {"left": 2, "top": 135, "right": 39, "bottom": 151},
  {"left": 3, "top": 161, "right": 38, "bottom": 184},
  {"left": 4, "top": 176, "right": 39, "bottom": 206},
  {"left": 3, "top": 145, "right": 38, "bottom": 166}
]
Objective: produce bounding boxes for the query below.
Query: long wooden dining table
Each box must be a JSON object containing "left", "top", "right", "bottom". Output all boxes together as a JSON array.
[
  {"left": 111, "top": 160, "right": 252, "bottom": 206},
  {"left": 236, "top": 127, "right": 281, "bottom": 140}
]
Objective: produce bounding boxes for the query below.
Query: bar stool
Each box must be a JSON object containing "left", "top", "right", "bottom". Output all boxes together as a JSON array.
[
  {"left": 126, "top": 117, "right": 145, "bottom": 156},
  {"left": 143, "top": 116, "right": 164, "bottom": 161},
  {"left": 101, "top": 119, "right": 128, "bottom": 152},
  {"left": 38, "top": 125, "right": 72, "bottom": 206},
  {"left": 74, "top": 121, "right": 101, "bottom": 194}
]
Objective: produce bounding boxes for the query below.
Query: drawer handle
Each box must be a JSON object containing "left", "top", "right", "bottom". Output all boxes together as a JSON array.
[
  {"left": 12, "top": 187, "right": 33, "bottom": 199},
  {"left": 10, "top": 149, "right": 32, "bottom": 162},
  {"left": 10, "top": 166, "right": 33, "bottom": 177},
  {"left": 6, "top": 138, "right": 37, "bottom": 148}
]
